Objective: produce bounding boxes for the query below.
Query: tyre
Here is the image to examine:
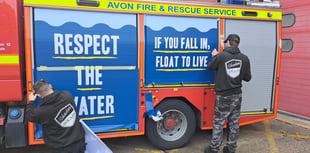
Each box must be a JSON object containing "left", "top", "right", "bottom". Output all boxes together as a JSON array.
[{"left": 145, "top": 99, "right": 196, "bottom": 150}]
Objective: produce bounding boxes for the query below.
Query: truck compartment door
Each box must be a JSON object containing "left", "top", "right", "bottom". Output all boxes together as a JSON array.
[
  {"left": 144, "top": 15, "right": 218, "bottom": 87},
  {"left": 32, "top": 8, "right": 139, "bottom": 138},
  {"left": 225, "top": 19, "right": 278, "bottom": 113}
]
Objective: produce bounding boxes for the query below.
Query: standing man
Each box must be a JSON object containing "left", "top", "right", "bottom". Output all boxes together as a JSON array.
[
  {"left": 205, "top": 34, "right": 251, "bottom": 153},
  {"left": 26, "top": 79, "right": 86, "bottom": 153}
]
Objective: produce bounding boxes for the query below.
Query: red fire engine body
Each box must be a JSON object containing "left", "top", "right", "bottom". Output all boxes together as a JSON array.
[{"left": 0, "top": 0, "right": 282, "bottom": 149}]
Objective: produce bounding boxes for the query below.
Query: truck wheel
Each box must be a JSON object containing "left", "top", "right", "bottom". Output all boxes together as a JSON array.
[{"left": 145, "top": 99, "right": 196, "bottom": 150}]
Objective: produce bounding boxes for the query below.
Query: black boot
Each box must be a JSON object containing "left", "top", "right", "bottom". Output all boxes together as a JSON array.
[
  {"left": 205, "top": 147, "right": 218, "bottom": 153},
  {"left": 223, "top": 146, "right": 235, "bottom": 153}
]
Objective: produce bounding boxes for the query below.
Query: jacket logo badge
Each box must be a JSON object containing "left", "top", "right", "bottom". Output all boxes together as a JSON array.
[
  {"left": 54, "top": 104, "right": 76, "bottom": 128},
  {"left": 225, "top": 59, "right": 242, "bottom": 78}
]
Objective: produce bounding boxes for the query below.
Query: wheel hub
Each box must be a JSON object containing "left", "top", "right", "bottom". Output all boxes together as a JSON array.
[{"left": 164, "top": 117, "right": 177, "bottom": 130}]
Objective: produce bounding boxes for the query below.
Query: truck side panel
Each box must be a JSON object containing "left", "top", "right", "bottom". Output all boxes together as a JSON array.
[
  {"left": 143, "top": 15, "right": 217, "bottom": 87},
  {"left": 0, "top": 0, "right": 24, "bottom": 102},
  {"left": 225, "top": 19, "right": 279, "bottom": 114},
  {"left": 30, "top": 8, "right": 140, "bottom": 139},
  {"left": 21, "top": 0, "right": 282, "bottom": 147}
]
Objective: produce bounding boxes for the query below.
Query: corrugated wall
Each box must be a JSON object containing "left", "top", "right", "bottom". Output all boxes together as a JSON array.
[{"left": 278, "top": 0, "right": 310, "bottom": 118}]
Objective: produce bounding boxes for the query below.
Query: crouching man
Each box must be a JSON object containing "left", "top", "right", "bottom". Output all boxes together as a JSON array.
[{"left": 26, "top": 79, "right": 86, "bottom": 153}]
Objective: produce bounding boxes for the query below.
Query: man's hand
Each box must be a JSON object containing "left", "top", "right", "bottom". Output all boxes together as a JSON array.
[
  {"left": 211, "top": 48, "right": 219, "bottom": 57},
  {"left": 28, "top": 92, "right": 37, "bottom": 101}
]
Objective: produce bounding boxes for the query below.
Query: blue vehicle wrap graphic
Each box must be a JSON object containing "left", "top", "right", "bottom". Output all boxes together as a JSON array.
[
  {"left": 144, "top": 15, "right": 217, "bottom": 87},
  {"left": 33, "top": 8, "right": 139, "bottom": 138}
]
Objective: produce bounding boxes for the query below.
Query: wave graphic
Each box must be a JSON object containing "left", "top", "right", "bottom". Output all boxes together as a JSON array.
[
  {"left": 35, "top": 20, "right": 136, "bottom": 30},
  {"left": 144, "top": 15, "right": 218, "bottom": 32},
  {"left": 34, "top": 8, "right": 136, "bottom": 29},
  {"left": 145, "top": 26, "right": 218, "bottom": 35}
]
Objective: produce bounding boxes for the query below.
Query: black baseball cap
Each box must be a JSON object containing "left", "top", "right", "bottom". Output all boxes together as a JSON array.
[{"left": 224, "top": 34, "right": 240, "bottom": 43}]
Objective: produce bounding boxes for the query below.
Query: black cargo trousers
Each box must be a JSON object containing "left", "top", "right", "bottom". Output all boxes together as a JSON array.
[{"left": 209, "top": 93, "right": 242, "bottom": 153}]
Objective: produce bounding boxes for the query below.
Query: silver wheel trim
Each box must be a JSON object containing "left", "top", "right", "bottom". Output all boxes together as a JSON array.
[{"left": 156, "top": 109, "right": 187, "bottom": 141}]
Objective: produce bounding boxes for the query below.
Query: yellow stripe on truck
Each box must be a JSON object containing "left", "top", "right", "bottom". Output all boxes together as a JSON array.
[
  {"left": 24, "top": 0, "right": 282, "bottom": 20},
  {"left": 0, "top": 55, "right": 19, "bottom": 65}
]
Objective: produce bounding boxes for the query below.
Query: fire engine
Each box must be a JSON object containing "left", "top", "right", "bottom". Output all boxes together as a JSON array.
[{"left": 0, "top": 0, "right": 282, "bottom": 150}]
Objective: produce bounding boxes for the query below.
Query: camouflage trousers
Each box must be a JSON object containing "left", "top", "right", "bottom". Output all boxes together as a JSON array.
[{"left": 209, "top": 93, "right": 242, "bottom": 153}]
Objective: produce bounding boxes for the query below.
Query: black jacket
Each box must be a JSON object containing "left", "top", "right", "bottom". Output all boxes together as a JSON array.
[
  {"left": 207, "top": 47, "right": 251, "bottom": 96},
  {"left": 26, "top": 90, "right": 85, "bottom": 149}
]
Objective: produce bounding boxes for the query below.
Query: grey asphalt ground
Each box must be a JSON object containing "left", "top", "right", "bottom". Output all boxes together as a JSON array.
[{"left": 1, "top": 112, "right": 310, "bottom": 153}]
